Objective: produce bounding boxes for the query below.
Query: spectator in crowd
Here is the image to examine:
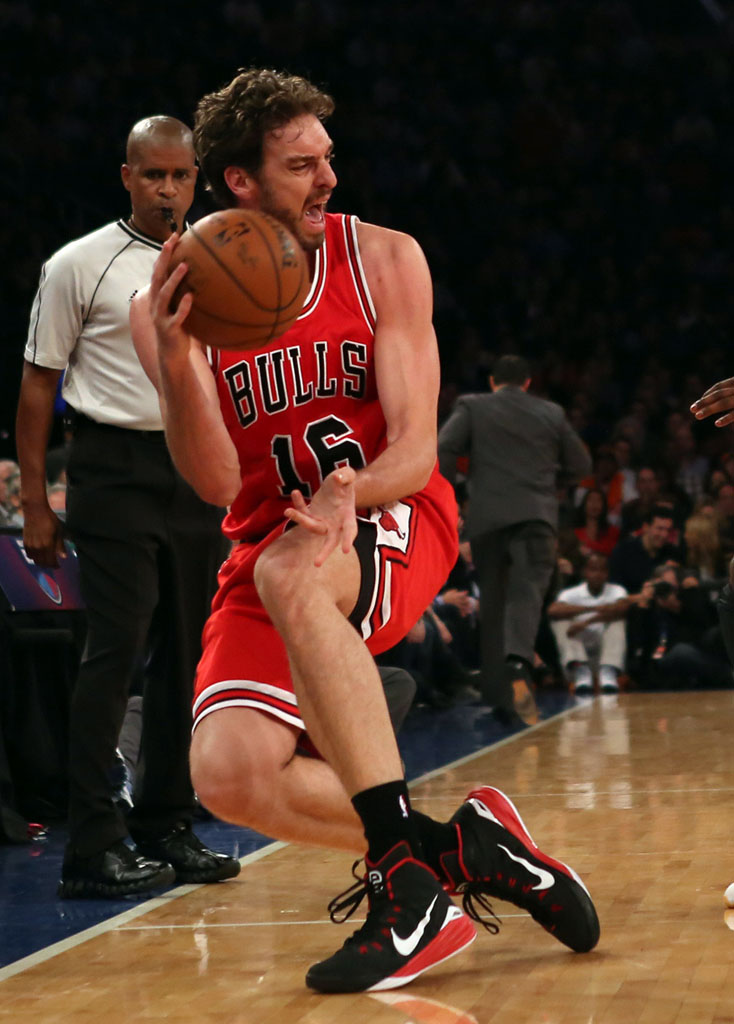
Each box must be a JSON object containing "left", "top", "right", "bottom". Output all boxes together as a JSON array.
[
  {"left": 720, "top": 454, "right": 734, "bottom": 486},
  {"left": 608, "top": 505, "right": 680, "bottom": 595},
  {"left": 702, "top": 465, "right": 728, "bottom": 503},
  {"left": 0, "top": 461, "right": 22, "bottom": 528},
  {"left": 683, "top": 511, "right": 726, "bottom": 586},
  {"left": 626, "top": 572, "right": 730, "bottom": 690},
  {"left": 620, "top": 467, "right": 661, "bottom": 538},
  {"left": 654, "top": 467, "right": 692, "bottom": 541},
  {"left": 15, "top": 116, "right": 238, "bottom": 899},
  {"left": 547, "top": 553, "right": 628, "bottom": 695},
  {"left": 612, "top": 436, "right": 638, "bottom": 505},
  {"left": 574, "top": 488, "right": 620, "bottom": 559},
  {"left": 714, "top": 482, "right": 734, "bottom": 564},
  {"left": 381, "top": 610, "right": 475, "bottom": 710},
  {"left": 575, "top": 446, "right": 625, "bottom": 526},
  {"left": 432, "top": 518, "right": 480, "bottom": 672},
  {"left": 668, "top": 422, "right": 710, "bottom": 508},
  {"left": 438, "top": 353, "right": 591, "bottom": 725}
]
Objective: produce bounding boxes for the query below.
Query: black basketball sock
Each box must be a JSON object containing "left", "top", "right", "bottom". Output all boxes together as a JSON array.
[
  {"left": 413, "top": 809, "right": 458, "bottom": 877},
  {"left": 351, "top": 780, "right": 422, "bottom": 863}
]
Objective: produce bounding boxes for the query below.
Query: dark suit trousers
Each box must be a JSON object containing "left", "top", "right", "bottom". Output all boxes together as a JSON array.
[
  {"left": 471, "top": 520, "right": 557, "bottom": 706},
  {"left": 65, "top": 418, "right": 225, "bottom": 857}
]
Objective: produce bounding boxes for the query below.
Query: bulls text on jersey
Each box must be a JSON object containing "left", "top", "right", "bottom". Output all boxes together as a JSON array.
[{"left": 223, "top": 339, "right": 368, "bottom": 429}]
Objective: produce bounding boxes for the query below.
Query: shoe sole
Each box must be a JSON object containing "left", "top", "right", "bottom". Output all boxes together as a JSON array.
[
  {"left": 58, "top": 865, "right": 176, "bottom": 899},
  {"left": 369, "top": 912, "right": 476, "bottom": 992},
  {"left": 463, "top": 786, "right": 600, "bottom": 953}
]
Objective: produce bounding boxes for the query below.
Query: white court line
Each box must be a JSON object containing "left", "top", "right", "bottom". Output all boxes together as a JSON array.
[
  {"left": 0, "top": 701, "right": 584, "bottom": 983},
  {"left": 119, "top": 912, "right": 530, "bottom": 930}
]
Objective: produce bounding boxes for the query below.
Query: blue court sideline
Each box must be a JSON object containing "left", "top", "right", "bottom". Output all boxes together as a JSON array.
[{"left": 0, "top": 690, "right": 575, "bottom": 971}]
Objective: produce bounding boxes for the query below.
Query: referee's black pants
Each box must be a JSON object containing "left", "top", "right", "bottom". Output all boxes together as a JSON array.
[{"left": 65, "top": 417, "right": 225, "bottom": 858}]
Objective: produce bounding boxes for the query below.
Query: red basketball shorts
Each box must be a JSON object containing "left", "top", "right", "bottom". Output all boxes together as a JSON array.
[{"left": 192, "top": 492, "right": 458, "bottom": 733}]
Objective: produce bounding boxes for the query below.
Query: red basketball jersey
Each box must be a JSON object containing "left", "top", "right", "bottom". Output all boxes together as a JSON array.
[{"left": 210, "top": 212, "right": 453, "bottom": 542}]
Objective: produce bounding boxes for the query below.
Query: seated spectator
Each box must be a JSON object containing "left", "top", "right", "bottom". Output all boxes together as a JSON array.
[
  {"left": 620, "top": 466, "right": 661, "bottom": 538},
  {"left": 377, "top": 609, "right": 476, "bottom": 709},
  {"left": 714, "top": 482, "right": 734, "bottom": 564},
  {"left": 702, "top": 465, "right": 728, "bottom": 503},
  {"left": 668, "top": 422, "right": 710, "bottom": 508},
  {"left": 654, "top": 466, "right": 692, "bottom": 543},
  {"left": 626, "top": 574, "right": 730, "bottom": 689},
  {"left": 683, "top": 511, "right": 726, "bottom": 587},
  {"left": 0, "top": 461, "right": 23, "bottom": 528},
  {"left": 608, "top": 504, "right": 681, "bottom": 595},
  {"left": 693, "top": 493, "right": 717, "bottom": 518},
  {"left": 720, "top": 453, "right": 734, "bottom": 486},
  {"left": 612, "top": 436, "right": 638, "bottom": 504},
  {"left": 575, "top": 445, "right": 625, "bottom": 525},
  {"left": 574, "top": 488, "right": 620, "bottom": 558},
  {"left": 547, "top": 553, "right": 628, "bottom": 695},
  {"left": 0, "top": 460, "right": 21, "bottom": 527},
  {"left": 433, "top": 533, "right": 480, "bottom": 671}
]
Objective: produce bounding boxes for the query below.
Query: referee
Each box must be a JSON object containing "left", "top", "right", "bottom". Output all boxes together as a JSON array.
[{"left": 15, "top": 116, "right": 240, "bottom": 897}]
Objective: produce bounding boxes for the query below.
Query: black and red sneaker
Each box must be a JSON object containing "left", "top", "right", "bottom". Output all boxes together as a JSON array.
[
  {"left": 442, "top": 787, "right": 600, "bottom": 953},
  {"left": 306, "top": 842, "right": 476, "bottom": 993}
]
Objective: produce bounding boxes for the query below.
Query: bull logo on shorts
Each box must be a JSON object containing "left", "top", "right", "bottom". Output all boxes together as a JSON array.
[{"left": 378, "top": 508, "right": 405, "bottom": 539}]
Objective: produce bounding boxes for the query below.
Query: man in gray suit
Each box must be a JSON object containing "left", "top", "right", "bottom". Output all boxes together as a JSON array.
[{"left": 438, "top": 355, "right": 591, "bottom": 724}]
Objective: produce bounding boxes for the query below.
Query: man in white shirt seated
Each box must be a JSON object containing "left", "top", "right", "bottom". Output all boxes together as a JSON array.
[{"left": 547, "top": 553, "right": 629, "bottom": 694}]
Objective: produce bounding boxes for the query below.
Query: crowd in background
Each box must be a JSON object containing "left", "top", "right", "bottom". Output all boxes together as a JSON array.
[{"left": 3, "top": 0, "right": 734, "bottom": 702}]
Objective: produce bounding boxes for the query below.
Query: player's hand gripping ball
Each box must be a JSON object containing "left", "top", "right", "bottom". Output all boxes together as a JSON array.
[{"left": 169, "top": 208, "right": 310, "bottom": 350}]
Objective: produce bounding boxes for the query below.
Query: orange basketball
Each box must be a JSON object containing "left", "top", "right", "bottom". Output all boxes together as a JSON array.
[{"left": 169, "top": 208, "right": 310, "bottom": 350}]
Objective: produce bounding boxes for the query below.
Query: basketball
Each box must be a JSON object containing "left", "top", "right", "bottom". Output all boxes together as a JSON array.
[{"left": 169, "top": 208, "right": 310, "bottom": 350}]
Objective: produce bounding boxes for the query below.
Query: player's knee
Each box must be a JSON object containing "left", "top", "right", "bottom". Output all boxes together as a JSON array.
[
  {"left": 191, "top": 733, "right": 263, "bottom": 823},
  {"left": 190, "top": 716, "right": 288, "bottom": 825},
  {"left": 254, "top": 540, "right": 310, "bottom": 616}
]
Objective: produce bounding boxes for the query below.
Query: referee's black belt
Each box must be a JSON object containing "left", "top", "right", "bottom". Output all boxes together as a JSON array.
[{"left": 70, "top": 410, "right": 165, "bottom": 438}]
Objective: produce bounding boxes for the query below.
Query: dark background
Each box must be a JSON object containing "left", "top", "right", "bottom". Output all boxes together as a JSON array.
[{"left": 3, "top": 0, "right": 734, "bottom": 459}]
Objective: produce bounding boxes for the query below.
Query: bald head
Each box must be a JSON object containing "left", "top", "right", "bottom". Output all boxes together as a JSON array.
[
  {"left": 126, "top": 116, "right": 193, "bottom": 164},
  {"left": 121, "top": 116, "right": 197, "bottom": 241}
]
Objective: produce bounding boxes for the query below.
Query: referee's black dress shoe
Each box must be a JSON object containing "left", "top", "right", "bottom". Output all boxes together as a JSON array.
[
  {"left": 59, "top": 840, "right": 176, "bottom": 899},
  {"left": 135, "top": 822, "right": 241, "bottom": 884}
]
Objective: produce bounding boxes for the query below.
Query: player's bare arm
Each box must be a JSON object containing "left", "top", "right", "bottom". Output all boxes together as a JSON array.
[
  {"left": 133, "top": 236, "right": 241, "bottom": 506},
  {"left": 129, "top": 288, "right": 163, "bottom": 393},
  {"left": 352, "top": 222, "right": 441, "bottom": 508},
  {"left": 691, "top": 377, "right": 734, "bottom": 426}
]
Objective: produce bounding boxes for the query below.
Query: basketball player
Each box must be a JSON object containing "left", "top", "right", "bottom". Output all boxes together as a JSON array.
[
  {"left": 16, "top": 116, "right": 239, "bottom": 897},
  {"left": 132, "top": 70, "right": 599, "bottom": 992}
]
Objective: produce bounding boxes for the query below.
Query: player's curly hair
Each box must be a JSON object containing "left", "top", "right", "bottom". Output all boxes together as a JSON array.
[{"left": 194, "top": 68, "right": 335, "bottom": 208}]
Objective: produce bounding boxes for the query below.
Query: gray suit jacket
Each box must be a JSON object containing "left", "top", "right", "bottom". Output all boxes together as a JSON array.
[{"left": 438, "top": 386, "right": 591, "bottom": 539}]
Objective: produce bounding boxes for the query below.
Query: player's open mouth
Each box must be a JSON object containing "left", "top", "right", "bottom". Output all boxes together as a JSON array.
[{"left": 304, "top": 204, "right": 326, "bottom": 227}]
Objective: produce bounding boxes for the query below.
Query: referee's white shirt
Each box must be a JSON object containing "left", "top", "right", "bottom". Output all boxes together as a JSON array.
[{"left": 25, "top": 220, "right": 164, "bottom": 431}]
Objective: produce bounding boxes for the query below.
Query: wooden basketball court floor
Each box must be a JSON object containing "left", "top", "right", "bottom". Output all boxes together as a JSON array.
[{"left": 2, "top": 689, "right": 734, "bottom": 1023}]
